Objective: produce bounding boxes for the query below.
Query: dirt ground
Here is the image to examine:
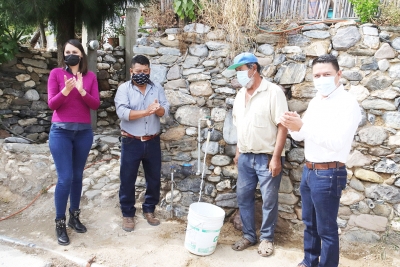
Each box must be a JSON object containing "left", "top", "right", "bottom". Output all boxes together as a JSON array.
[{"left": 1, "top": 192, "right": 400, "bottom": 267}]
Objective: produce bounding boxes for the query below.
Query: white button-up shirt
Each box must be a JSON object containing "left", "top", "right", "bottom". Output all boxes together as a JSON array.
[{"left": 290, "top": 85, "right": 361, "bottom": 163}]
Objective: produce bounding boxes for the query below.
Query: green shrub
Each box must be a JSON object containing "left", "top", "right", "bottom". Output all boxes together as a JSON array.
[{"left": 350, "top": 0, "right": 380, "bottom": 23}]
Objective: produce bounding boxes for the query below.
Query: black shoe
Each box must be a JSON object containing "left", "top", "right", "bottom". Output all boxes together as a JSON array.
[
  {"left": 68, "top": 209, "right": 87, "bottom": 233},
  {"left": 55, "top": 217, "right": 70, "bottom": 246}
]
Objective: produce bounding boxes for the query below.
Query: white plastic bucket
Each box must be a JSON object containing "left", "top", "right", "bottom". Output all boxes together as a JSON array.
[{"left": 184, "top": 202, "right": 225, "bottom": 256}]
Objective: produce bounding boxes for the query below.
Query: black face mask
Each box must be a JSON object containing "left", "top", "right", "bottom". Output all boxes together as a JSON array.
[
  {"left": 64, "top": 54, "right": 81, "bottom": 66},
  {"left": 132, "top": 73, "right": 150, "bottom": 85}
]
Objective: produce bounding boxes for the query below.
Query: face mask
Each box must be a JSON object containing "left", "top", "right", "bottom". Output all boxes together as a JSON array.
[
  {"left": 236, "top": 70, "right": 255, "bottom": 87},
  {"left": 313, "top": 75, "right": 338, "bottom": 96},
  {"left": 132, "top": 73, "right": 150, "bottom": 85},
  {"left": 64, "top": 54, "right": 81, "bottom": 66}
]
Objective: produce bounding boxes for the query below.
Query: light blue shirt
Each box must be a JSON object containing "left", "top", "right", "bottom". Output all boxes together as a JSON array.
[{"left": 114, "top": 81, "right": 170, "bottom": 136}]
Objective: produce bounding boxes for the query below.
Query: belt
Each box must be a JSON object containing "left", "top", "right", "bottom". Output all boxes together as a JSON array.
[
  {"left": 305, "top": 161, "right": 345, "bottom": 170},
  {"left": 121, "top": 130, "right": 158, "bottom": 141}
]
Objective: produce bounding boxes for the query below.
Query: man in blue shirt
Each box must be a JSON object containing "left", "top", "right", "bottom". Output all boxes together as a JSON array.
[{"left": 114, "top": 55, "right": 170, "bottom": 231}]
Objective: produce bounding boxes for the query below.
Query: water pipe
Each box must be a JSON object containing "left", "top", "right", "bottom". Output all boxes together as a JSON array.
[{"left": 196, "top": 116, "right": 214, "bottom": 175}]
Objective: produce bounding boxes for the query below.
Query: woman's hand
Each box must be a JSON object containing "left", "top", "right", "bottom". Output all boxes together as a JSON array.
[
  {"left": 62, "top": 75, "right": 76, "bottom": 96},
  {"left": 76, "top": 72, "right": 86, "bottom": 96}
]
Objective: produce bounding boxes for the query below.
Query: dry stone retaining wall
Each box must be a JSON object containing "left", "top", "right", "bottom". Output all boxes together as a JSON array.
[{"left": 1, "top": 22, "right": 400, "bottom": 241}]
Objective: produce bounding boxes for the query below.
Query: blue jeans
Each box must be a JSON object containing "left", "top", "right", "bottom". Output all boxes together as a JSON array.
[
  {"left": 49, "top": 125, "right": 93, "bottom": 219},
  {"left": 119, "top": 135, "right": 161, "bottom": 217},
  {"left": 237, "top": 153, "right": 283, "bottom": 244},
  {"left": 300, "top": 166, "right": 347, "bottom": 267}
]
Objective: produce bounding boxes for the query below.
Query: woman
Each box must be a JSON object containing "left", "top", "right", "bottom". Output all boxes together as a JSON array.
[{"left": 47, "top": 39, "right": 100, "bottom": 246}]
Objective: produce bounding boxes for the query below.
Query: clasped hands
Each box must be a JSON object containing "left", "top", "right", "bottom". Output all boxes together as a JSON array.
[
  {"left": 146, "top": 99, "right": 161, "bottom": 115},
  {"left": 64, "top": 73, "right": 86, "bottom": 96},
  {"left": 280, "top": 111, "right": 303, "bottom": 132}
]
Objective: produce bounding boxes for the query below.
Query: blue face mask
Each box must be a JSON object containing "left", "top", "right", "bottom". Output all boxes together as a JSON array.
[
  {"left": 313, "top": 74, "right": 338, "bottom": 96},
  {"left": 236, "top": 70, "right": 255, "bottom": 87}
]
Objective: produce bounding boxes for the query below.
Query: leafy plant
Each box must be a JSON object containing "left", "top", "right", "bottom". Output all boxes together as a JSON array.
[
  {"left": 173, "top": 0, "right": 201, "bottom": 21},
  {"left": 349, "top": 0, "right": 380, "bottom": 23}
]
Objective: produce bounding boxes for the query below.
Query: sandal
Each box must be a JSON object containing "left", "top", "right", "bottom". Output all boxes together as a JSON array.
[
  {"left": 231, "top": 237, "right": 256, "bottom": 251},
  {"left": 258, "top": 240, "right": 274, "bottom": 257}
]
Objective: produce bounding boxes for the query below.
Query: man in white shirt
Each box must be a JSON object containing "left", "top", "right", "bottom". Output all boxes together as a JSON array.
[
  {"left": 229, "top": 53, "right": 288, "bottom": 257},
  {"left": 280, "top": 54, "right": 361, "bottom": 267}
]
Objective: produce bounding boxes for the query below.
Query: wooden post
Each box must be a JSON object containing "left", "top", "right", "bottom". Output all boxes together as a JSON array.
[
  {"left": 125, "top": 6, "right": 141, "bottom": 80},
  {"left": 82, "top": 25, "right": 98, "bottom": 130}
]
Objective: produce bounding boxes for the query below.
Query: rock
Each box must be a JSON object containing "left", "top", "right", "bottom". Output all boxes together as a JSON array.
[
  {"left": 332, "top": 26, "right": 361, "bottom": 50},
  {"left": 211, "top": 108, "right": 227, "bottom": 122},
  {"left": 187, "top": 73, "right": 211, "bottom": 82},
  {"left": 216, "top": 179, "right": 231, "bottom": 191},
  {"left": 183, "top": 23, "right": 210, "bottom": 33},
  {"left": 223, "top": 110, "right": 237, "bottom": 145},
  {"left": 373, "top": 203, "right": 392, "bottom": 217},
  {"left": 346, "top": 150, "right": 372, "bottom": 168},
  {"left": 205, "top": 41, "right": 230, "bottom": 51},
  {"left": 364, "top": 75, "right": 394, "bottom": 91},
  {"left": 342, "top": 230, "right": 380, "bottom": 243},
  {"left": 203, "top": 129, "right": 223, "bottom": 141},
  {"left": 22, "top": 58, "right": 47, "bottom": 69},
  {"left": 258, "top": 44, "right": 274, "bottom": 55},
  {"left": 348, "top": 85, "right": 369, "bottom": 102},
  {"left": 177, "top": 177, "right": 201, "bottom": 192},
  {"left": 304, "top": 41, "right": 331, "bottom": 57},
  {"left": 338, "top": 55, "right": 355, "bottom": 68},
  {"left": 157, "top": 47, "right": 181, "bottom": 56},
  {"left": 175, "top": 106, "right": 210, "bottom": 126},
  {"left": 287, "top": 99, "right": 310, "bottom": 113},
  {"left": 358, "top": 126, "right": 388, "bottom": 145},
  {"left": 189, "top": 81, "right": 213, "bottom": 96},
  {"left": 340, "top": 188, "right": 365, "bottom": 205},
  {"left": 167, "top": 65, "right": 180, "bottom": 80},
  {"left": 365, "top": 184, "right": 400, "bottom": 203},
  {"left": 166, "top": 190, "right": 182, "bottom": 203},
  {"left": 15, "top": 74, "right": 31, "bottom": 82},
  {"left": 215, "top": 193, "right": 238, "bottom": 208},
  {"left": 207, "top": 29, "right": 226, "bottom": 40},
  {"left": 354, "top": 168, "right": 384, "bottom": 183},
  {"left": 374, "top": 159, "right": 399, "bottom": 174},
  {"left": 274, "top": 63, "right": 306, "bottom": 84},
  {"left": 84, "top": 190, "right": 102, "bottom": 200},
  {"left": 164, "top": 79, "right": 187, "bottom": 90},
  {"left": 349, "top": 178, "right": 365, "bottom": 192},
  {"left": 348, "top": 214, "right": 388, "bottom": 231},
  {"left": 201, "top": 141, "right": 219, "bottom": 155},
  {"left": 160, "top": 127, "right": 186, "bottom": 141},
  {"left": 303, "top": 30, "right": 330, "bottom": 39},
  {"left": 146, "top": 61, "right": 166, "bottom": 83},
  {"left": 188, "top": 44, "right": 209, "bottom": 58},
  {"left": 389, "top": 63, "right": 400, "bottom": 78},
  {"left": 281, "top": 46, "right": 302, "bottom": 54},
  {"left": 374, "top": 43, "right": 396, "bottom": 59},
  {"left": 291, "top": 83, "right": 316, "bottom": 98},
  {"left": 165, "top": 90, "right": 196, "bottom": 107},
  {"left": 287, "top": 34, "right": 311, "bottom": 47},
  {"left": 360, "top": 57, "right": 378, "bottom": 70},
  {"left": 303, "top": 23, "right": 329, "bottom": 31},
  {"left": 362, "top": 99, "right": 396, "bottom": 110},
  {"left": 337, "top": 217, "right": 347, "bottom": 228},
  {"left": 278, "top": 193, "right": 299, "bottom": 205},
  {"left": 392, "top": 37, "right": 400, "bottom": 50},
  {"left": 287, "top": 148, "right": 304, "bottom": 163},
  {"left": 290, "top": 165, "right": 304, "bottom": 182},
  {"left": 211, "top": 155, "right": 231, "bottom": 166},
  {"left": 388, "top": 135, "right": 400, "bottom": 146},
  {"left": 159, "top": 55, "right": 178, "bottom": 65},
  {"left": 182, "top": 56, "right": 200, "bottom": 69},
  {"left": 215, "top": 87, "right": 235, "bottom": 94},
  {"left": 4, "top": 137, "right": 30, "bottom": 144},
  {"left": 222, "top": 165, "right": 238, "bottom": 179},
  {"left": 208, "top": 175, "right": 221, "bottom": 182},
  {"left": 382, "top": 112, "right": 400, "bottom": 129},
  {"left": 342, "top": 70, "right": 362, "bottom": 81},
  {"left": 363, "top": 35, "right": 380, "bottom": 49},
  {"left": 133, "top": 46, "right": 158, "bottom": 56},
  {"left": 363, "top": 26, "right": 378, "bottom": 36},
  {"left": 279, "top": 176, "right": 293, "bottom": 194},
  {"left": 273, "top": 54, "right": 286, "bottom": 65}
]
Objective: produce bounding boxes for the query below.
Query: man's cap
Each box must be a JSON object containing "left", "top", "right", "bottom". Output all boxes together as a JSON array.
[{"left": 227, "top": 52, "right": 258, "bottom": 70}]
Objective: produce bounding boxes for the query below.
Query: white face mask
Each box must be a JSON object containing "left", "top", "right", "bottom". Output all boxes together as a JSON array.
[
  {"left": 313, "top": 75, "right": 338, "bottom": 96},
  {"left": 237, "top": 70, "right": 255, "bottom": 88}
]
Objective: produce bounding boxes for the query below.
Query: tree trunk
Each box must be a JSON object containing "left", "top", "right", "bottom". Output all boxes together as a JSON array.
[
  {"left": 39, "top": 22, "right": 47, "bottom": 48},
  {"left": 56, "top": 0, "right": 76, "bottom": 65},
  {"left": 30, "top": 28, "right": 40, "bottom": 48}
]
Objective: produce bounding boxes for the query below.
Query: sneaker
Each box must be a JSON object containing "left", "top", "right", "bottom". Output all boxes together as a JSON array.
[
  {"left": 143, "top": 212, "right": 160, "bottom": 226},
  {"left": 122, "top": 217, "right": 135, "bottom": 232}
]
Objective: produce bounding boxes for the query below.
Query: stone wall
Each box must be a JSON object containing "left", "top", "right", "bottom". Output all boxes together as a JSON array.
[
  {"left": 1, "top": 21, "right": 400, "bottom": 240},
  {"left": 0, "top": 46, "right": 126, "bottom": 141}
]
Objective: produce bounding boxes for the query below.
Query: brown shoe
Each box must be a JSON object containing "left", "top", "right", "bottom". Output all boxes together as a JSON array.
[
  {"left": 143, "top": 212, "right": 160, "bottom": 226},
  {"left": 122, "top": 217, "right": 135, "bottom": 232}
]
